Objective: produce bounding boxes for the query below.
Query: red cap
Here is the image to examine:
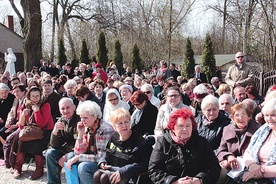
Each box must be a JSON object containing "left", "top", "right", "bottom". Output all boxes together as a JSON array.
[{"left": 95, "top": 63, "right": 102, "bottom": 68}]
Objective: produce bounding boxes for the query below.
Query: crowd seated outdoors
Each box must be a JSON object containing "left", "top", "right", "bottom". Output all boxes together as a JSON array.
[{"left": 0, "top": 54, "right": 276, "bottom": 184}]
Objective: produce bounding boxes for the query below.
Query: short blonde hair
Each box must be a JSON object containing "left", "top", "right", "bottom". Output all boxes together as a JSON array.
[
  {"left": 110, "top": 108, "right": 131, "bottom": 127},
  {"left": 217, "top": 83, "right": 231, "bottom": 96}
]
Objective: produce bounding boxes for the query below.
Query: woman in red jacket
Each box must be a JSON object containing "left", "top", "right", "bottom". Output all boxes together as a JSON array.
[{"left": 13, "top": 86, "right": 54, "bottom": 180}]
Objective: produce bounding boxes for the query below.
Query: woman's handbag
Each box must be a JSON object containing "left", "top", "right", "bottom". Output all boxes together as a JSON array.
[{"left": 18, "top": 112, "right": 43, "bottom": 142}]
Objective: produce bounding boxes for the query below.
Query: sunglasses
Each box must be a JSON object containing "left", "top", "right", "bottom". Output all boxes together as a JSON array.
[
  {"left": 144, "top": 91, "right": 151, "bottom": 94},
  {"left": 236, "top": 56, "right": 244, "bottom": 59},
  {"left": 108, "top": 98, "right": 118, "bottom": 102}
]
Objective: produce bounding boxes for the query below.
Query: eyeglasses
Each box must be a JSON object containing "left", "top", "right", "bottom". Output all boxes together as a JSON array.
[
  {"left": 108, "top": 98, "right": 118, "bottom": 102},
  {"left": 234, "top": 113, "right": 247, "bottom": 118},
  {"left": 167, "top": 94, "right": 180, "bottom": 98},
  {"left": 144, "top": 91, "right": 151, "bottom": 94},
  {"left": 236, "top": 56, "right": 244, "bottom": 59}
]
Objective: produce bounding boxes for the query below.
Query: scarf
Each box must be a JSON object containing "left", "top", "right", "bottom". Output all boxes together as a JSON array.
[
  {"left": 170, "top": 130, "right": 190, "bottom": 145},
  {"left": 131, "top": 103, "right": 145, "bottom": 126},
  {"left": 84, "top": 119, "right": 99, "bottom": 154},
  {"left": 248, "top": 123, "right": 276, "bottom": 183}
]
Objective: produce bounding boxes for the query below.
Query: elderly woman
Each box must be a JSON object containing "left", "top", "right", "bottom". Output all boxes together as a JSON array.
[
  {"left": 93, "top": 108, "right": 153, "bottom": 184},
  {"left": 195, "top": 95, "right": 230, "bottom": 151},
  {"left": 216, "top": 103, "right": 260, "bottom": 171},
  {"left": 119, "top": 84, "right": 134, "bottom": 114},
  {"left": 149, "top": 107, "right": 221, "bottom": 184},
  {"left": 140, "top": 83, "right": 160, "bottom": 108},
  {"left": 103, "top": 89, "right": 129, "bottom": 124},
  {"left": 219, "top": 94, "right": 234, "bottom": 117},
  {"left": 14, "top": 87, "right": 54, "bottom": 180},
  {"left": 65, "top": 101, "right": 113, "bottom": 184},
  {"left": 236, "top": 98, "right": 276, "bottom": 184},
  {"left": 130, "top": 90, "right": 158, "bottom": 136},
  {"left": 63, "top": 79, "right": 78, "bottom": 105},
  {"left": 154, "top": 86, "right": 188, "bottom": 136}
]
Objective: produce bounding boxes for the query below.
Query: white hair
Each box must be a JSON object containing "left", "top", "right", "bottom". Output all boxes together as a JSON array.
[
  {"left": 76, "top": 101, "right": 102, "bottom": 119},
  {"left": 219, "top": 94, "right": 234, "bottom": 105},
  {"left": 193, "top": 84, "right": 208, "bottom": 94},
  {"left": 0, "top": 83, "right": 10, "bottom": 91},
  {"left": 64, "top": 79, "right": 77, "bottom": 89},
  {"left": 140, "top": 83, "right": 154, "bottom": 93},
  {"left": 194, "top": 65, "right": 201, "bottom": 70},
  {"left": 262, "top": 98, "right": 276, "bottom": 115},
  {"left": 201, "top": 94, "right": 219, "bottom": 110},
  {"left": 59, "top": 97, "right": 74, "bottom": 106}
]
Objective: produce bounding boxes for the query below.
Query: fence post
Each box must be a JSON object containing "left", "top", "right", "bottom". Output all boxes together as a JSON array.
[{"left": 259, "top": 72, "right": 263, "bottom": 96}]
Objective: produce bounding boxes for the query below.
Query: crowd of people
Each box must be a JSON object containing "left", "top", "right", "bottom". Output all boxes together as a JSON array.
[{"left": 0, "top": 51, "right": 275, "bottom": 184}]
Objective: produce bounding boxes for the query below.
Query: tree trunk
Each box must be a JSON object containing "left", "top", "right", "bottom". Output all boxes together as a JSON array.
[{"left": 20, "top": 0, "right": 42, "bottom": 71}]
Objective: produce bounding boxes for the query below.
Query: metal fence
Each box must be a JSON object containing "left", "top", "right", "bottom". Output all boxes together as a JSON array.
[{"left": 253, "top": 68, "right": 276, "bottom": 96}]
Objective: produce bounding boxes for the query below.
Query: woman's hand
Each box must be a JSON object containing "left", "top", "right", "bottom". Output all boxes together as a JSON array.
[
  {"left": 220, "top": 160, "right": 230, "bottom": 169},
  {"left": 32, "top": 104, "right": 39, "bottom": 112},
  {"left": 100, "top": 162, "right": 111, "bottom": 170},
  {"left": 172, "top": 177, "right": 201, "bottom": 184},
  {"left": 22, "top": 109, "right": 31, "bottom": 116},
  {"left": 77, "top": 121, "right": 85, "bottom": 137},
  {"left": 110, "top": 171, "right": 121, "bottom": 184},
  {"left": 227, "top": 155, "right": 239, "bottom": 170},
  {"left": 242, "top": 163, "right": 263, "bottom": 181},
  {"left": 66, "top": 155, "right": 80, "bottom": 171}
]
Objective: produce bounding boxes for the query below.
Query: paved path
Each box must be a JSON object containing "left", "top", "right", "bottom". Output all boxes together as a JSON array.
[{"left": 0, "top": 162, "right": 66, "bottom": 184}]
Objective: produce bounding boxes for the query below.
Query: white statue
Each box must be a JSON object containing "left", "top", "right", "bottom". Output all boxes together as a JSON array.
[{"left": 4, "top": 48, "right": 16, "bottom": 78}]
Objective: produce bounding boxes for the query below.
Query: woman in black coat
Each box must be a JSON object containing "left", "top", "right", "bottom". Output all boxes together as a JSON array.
[
  {"left": 129, "top": 90, "right": 158, "bottom": 136},
  {"left": 149, "top": 107, "right": 221, "bottom": 184}
]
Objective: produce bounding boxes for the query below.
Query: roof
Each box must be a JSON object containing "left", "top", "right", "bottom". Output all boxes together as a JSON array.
[{"left": 174, "top": 54, "right": 236, "bottom": 68}]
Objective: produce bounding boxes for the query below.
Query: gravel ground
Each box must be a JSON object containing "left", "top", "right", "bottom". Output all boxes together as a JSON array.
[{"left": 0, "top": 161, "right": 66, "bottom": 184}]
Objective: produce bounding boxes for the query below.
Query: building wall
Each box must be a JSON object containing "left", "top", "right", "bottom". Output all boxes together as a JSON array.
[{"left": 0, "top": 24, "right": 24, "bottom": 72}]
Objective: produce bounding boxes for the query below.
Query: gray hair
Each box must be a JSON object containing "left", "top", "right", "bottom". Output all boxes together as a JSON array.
[
  {"left": 219, "top": 94, "right": 234, "bottom": 105},
  {"left": 0, "top": 83, "right": 10, "bottom": 92},
  {"left": 211, "top": 77, "right": 219, "bottom": 84},
  {"left": 194, "top": 65, "right": 201, "bottom": 70},
  {"left": 262, "top": 98, "right": 276, "bottom": 115},
  {"left": 64, "top": 79, "right": 77, "bottom": 89},
  {"left": 140, "top": 83, "right": 154, "bottom": 94},
  {"left": 59, "top": 97, "right": 74, "bottom": 106},
  {"left": 193, "top": 84, "right": 208, "bottom": 94},
  {"left": 76, "top": 101, "right": 102, "bottom": 119},
  {"left": 242, "top": 99, "right": 257, "bottom": 112},
  {"left": 201, "top": 94, "right": 219, "bottom": 110}
]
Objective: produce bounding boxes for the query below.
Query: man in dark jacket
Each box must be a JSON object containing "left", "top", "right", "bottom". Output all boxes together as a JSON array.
[
  {"left": 0, "top": 83, "right": 15, "bottom": 130},
  {"left": 45, "top": 98, "right": 80, "bottom": 184},
  {"left": 164, "top": 63, "right": 181, "bottom": 81}
]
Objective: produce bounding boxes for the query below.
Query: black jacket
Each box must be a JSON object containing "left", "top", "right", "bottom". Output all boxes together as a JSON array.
[
  {"left": 131, "top": 100, "right": 158, "bottom": 136},
  {"left": 149, "top": 130, "right": 221, "bottom": 184},
  {"left": 195, "top": 110, "right": 231, "bottom": 151},
  {"left": 99, "top": 131, "right": 153, "bottom": 181},
  {"left": 50, "top": 113, "right": 80, "bottom": 153},
  {"left": 0, "top": 93, "right": 15, "bottom": 128}
]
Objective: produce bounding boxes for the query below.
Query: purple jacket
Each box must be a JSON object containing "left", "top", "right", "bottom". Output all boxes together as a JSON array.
[{"left": 216, "top": 119, "right": 260, "bottom": 162}]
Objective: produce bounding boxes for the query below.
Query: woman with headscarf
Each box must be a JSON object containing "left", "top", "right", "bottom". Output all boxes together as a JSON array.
[{"left": 103, "top": 89, "right": 129, "bottom": 124}]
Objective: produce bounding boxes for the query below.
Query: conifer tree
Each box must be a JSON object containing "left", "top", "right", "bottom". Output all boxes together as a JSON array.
[
  {"left": 80, "top": 39, "right": 90, "bottom": 64},
  {"left": 182, "top": 38, "right": 195, "bottom": 79},
  {"left": 201, "top": 33, "right": 216, "bottom": 82},
  {"left": 114, "top": 40, "right": 123, "bottom": 73},
  {"left": 131, "top": 44, "right": 142, "bottom": 72},
  {"left": 97, "top": 32, "right": 108, "bottom": 68},
  {"left": 57, "top": 38, "right": 67, "bottom": 66}
]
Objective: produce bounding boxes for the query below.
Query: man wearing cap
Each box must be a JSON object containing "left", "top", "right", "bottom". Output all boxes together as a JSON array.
[
  {"left": 93, "top": 63, "right": 108, "bottom": 83},
  {"left": 124, "top": 77, "right": 138, "bottom": 92},
  {"left": 225, "top": 51, "right": 254, "bottom": 88}
]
